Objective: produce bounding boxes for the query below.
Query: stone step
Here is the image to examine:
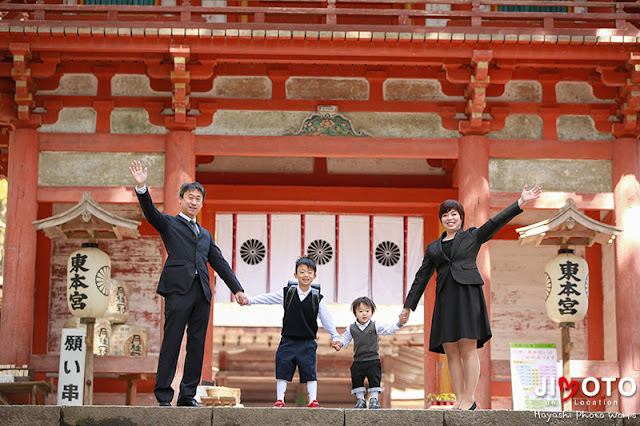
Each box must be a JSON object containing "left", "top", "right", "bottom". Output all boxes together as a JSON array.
[{"left": 1, "top": 405, "right": 637, "bottom": 426}]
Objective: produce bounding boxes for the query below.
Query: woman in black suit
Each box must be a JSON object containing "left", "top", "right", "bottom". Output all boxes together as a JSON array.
[{"left": 399, "top": 185, "right": 541, "bottom": 410}]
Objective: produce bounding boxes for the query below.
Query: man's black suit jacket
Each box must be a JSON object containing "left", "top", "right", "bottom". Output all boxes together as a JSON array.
[
  {"left": 404, "top": 201, "right": 523, "bottom": 311},
  {"left": 136, "top": 189, "right": 242, "bottom": 303}
]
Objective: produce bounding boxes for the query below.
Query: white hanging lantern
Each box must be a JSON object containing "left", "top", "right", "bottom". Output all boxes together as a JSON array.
[
  {"left": 544, "top": 249, "right": 589, "bottom": 323},
  {"left": 105, "top": 279, "right": 130, "bottom": 324},
  {"left": 67, "top": 243, "right": 111, "bottom": 319}
]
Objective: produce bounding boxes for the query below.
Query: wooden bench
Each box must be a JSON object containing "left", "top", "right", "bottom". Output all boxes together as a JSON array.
[
  {"left": 0, "top": 381, "right": 56, "bottom": 405},
  {"left": 30, "top": 354, "right": 158, "bottom": 405}
]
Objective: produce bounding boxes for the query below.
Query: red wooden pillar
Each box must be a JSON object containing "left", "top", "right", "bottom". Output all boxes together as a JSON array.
[
  {"left": 457, "top": 134, "right": 491, "bottom": 409},
  {"left": 611, "top": 137, "right": 640, "bottom": 415},
  {"left": 164, "top": 129, "right": 196, "bottom": 402},
  {"left": 201, "top": 208, "right": 216, "bottom": 383},
  {"left": 422, "top": 211, "right": 439, "bottom": 406},
  {"left": 164, "top": 130, "right": 196, "bottom": 213},
  {"left": 585, "top": 212, "right": 604, "bottom": 361},
  {"left": 0, "top": 127, "right": 40, "bottom": 365}
]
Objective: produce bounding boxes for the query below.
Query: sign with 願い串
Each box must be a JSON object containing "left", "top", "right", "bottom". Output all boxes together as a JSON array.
[
  {"left": 57, "top": 328, "right": 86, "bottom": 405},
  {"left": 510, "top": 343, "right": 561, "bottom": 411}
]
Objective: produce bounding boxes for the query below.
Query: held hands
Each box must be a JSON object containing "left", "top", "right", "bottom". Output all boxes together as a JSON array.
[
  {"left": 129, "top": 160, "right": 147, "bottom": 188},
  {"left": 331, "top": 341, "right": 342, "bottom": 352},
  {"left": 235, "top": 291, "right": 249, "bottom": 306},
  {"left": 399, "top": 307, "right": 410, "bottom": 325},
  {"left": 518, "top": 184, "right": 542, "bottom": 208}
]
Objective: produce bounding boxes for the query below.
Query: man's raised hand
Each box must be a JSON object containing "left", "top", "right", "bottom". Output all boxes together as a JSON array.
[{"left": 129, "top": 160, "right": 147, "bottom": 188}]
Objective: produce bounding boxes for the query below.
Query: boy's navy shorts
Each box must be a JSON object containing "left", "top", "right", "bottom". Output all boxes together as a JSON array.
[
  {"left": 275, "top": 337, "right": 317, "bottom": 383},
  {"left": 351, "top": 359, "right": 382, "bottom": 390}
]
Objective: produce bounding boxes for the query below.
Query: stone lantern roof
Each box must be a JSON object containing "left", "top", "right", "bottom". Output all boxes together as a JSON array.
[
  {"left": 516, "top": 198, "right": 622, "bottom": 247},
  {"left": 33, "top": 192, "right": 141, "bottom": 240}
]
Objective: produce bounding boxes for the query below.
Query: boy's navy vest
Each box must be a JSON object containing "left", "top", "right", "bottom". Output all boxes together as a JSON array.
[{"left": 282, "top": 286, "right": 324, "bottom": 340}]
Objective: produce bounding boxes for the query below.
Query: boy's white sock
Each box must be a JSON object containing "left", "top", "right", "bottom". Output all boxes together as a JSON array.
[
  {"left": 307, "top": 380, "right": 318, "bottom": 401},
  {"left": 355, "top": 390, "right": 365, "bottom": 400},
  {"left": 369, "top": 390, "right": 379, "bottom": 399},
  {"left": 276, "top": 379, "right": 287, "bottom": 401}
]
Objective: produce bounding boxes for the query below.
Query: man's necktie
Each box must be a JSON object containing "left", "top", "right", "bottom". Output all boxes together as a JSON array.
[{"left": 190, "top": 220, "right": 199, "bottom": 236}]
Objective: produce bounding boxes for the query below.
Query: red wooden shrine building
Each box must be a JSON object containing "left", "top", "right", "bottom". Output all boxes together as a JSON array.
[{"left": 0, "top": 0, "right": 639, "bottom": 412}]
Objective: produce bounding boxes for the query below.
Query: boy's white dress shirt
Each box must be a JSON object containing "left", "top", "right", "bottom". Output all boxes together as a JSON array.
[{"left": 249, "top": 287, "right": 340, "bottom": 341}]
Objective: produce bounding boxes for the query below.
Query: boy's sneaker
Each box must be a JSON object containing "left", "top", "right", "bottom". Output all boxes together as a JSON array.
[
  {"left": 308, "top": 400, "right": 321, "bottom": 408},
  {"left": 355, "top": 398, "right": 367, "bottom": 408},
  {"left": 369, "top": 398, "right": 380, "bottom": 409},
  {"left": 274, "top": 400, "right": 285, "bottom": 407}
]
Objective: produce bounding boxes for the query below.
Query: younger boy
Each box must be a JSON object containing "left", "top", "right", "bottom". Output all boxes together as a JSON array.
[
  {"left": 333, "top": 296, "right": 405, "bottom": 409},
  {"left": 246, "top": 256, "right": 340, "bottom": 407}
]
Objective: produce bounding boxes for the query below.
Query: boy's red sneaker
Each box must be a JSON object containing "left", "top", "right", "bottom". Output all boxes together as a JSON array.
[
  {"left": 308, "top": 400, "right": 321, "bottom": 408},
  {"left": 274, "top": 400, "right": 285, "bottom": 407}
]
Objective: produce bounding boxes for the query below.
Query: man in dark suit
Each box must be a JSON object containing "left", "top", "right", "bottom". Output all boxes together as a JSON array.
[{"left": 130, "top": 160, "right": 248, "bottom": 407}]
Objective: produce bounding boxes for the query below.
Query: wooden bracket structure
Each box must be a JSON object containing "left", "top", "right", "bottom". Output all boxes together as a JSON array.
[
  {"left": 597, "top": 53, "right": 640, "bottom": 137},
  {"left": 459, "top": 50, "right": 493, "bottom": 135},
  {"left": 10, "top": 43, "right": 34, "bottom": 122},
  {"left": 170, "top": 45, "right": 191, "bottom": 125}
]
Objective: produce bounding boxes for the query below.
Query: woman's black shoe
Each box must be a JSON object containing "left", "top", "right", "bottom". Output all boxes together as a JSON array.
[{"left": 468, "top": 401, "right": 477, "bottom": 410}]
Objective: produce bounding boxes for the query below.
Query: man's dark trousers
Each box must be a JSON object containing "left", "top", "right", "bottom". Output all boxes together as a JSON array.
[{"left": 154, "top": 276, "right": 210, "bottom": 403}]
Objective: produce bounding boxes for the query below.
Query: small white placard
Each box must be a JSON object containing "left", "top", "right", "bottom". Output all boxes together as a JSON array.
[
  {"left": 510, "top": 342, "right": 561, "bottom": 411},
  {"left": 57, "top": 328, "right": 86, "bottom": 406}
]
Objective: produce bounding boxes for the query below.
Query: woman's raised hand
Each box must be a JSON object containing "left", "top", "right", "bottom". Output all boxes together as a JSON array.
[{"left": 518, "top": 184, "right": 542, "bottom": 208}]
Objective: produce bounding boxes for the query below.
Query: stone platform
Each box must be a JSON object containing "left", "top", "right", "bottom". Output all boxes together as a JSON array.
[{"left": 1, "top": 406, "right": 639, "bottom": 426}]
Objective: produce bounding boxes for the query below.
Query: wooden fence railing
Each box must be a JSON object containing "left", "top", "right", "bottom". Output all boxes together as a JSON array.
[{"left": 2, "top": 1, "right": 640, "bottom": 34}]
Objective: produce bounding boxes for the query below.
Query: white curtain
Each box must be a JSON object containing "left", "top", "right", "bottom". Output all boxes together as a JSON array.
[
  {"left": 304, "top": 214, "right": 336, "bottom": 303},
  {"left": 214, "top": 214, "right": 233, "bottom": 302},
  {"left": 235, "top": 214, "right": 268, "bottom": 297},
  {"left": 270, "top": 214, "right": 302, "bottom": 293},
  {"left": 406, "top": 217, "right": 425, "bottom": 305},
  {"left": 337, "top": 215, "right": 370, "bottom": 304},
  {"left": 372, "top": 216, "right": 404, "bottom": 305}
]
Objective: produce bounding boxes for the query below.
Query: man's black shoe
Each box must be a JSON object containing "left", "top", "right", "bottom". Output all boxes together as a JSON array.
[
  {"left": 177, "top": 398, "right": 202, "bottom": 407},
  {"left": 158, "top": 401, "right": 172, "bottom": 407}
]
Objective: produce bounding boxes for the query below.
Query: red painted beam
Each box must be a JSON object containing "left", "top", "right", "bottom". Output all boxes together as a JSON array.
[
  {"left": 36, "top": 186, "right": 164, "bottom": 204},
  {"left": 203, "top": 184, "right": 457, "bottom": 214},
  {"left": 195, "top": 171, "right": 452, "bottom": 188},
  {"left": 39, "top": 133, "right": 165, "bottom": 153},
  {"left": 490, "top": 192, "right": 614, "bottom": 210},
  {"left": 489, "top": 139, "right": 613, "bottom": 160},
  {"left": 196, "top": 135, "right": 459, "bottom": 159}
]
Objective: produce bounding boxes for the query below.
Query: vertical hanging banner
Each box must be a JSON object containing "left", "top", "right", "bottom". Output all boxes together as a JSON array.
[
  {"left": 406, "top": 217, "right": 425, "bottom": 303},
  {"left": 338, "top": 215, "right": 370, "bottom": 303},
  {"left": 235, "top": 214, "right": 268, "bottom": 296},
  {"left": 270, "top": 215, "right": 301, "bottom": 292},
  {"left": 57, "top": 328, "right": 86, "bottom": 406},
  {"left": 372, "top": 216, "right": 404, "bottom": 305},
  {"left": 214, "top": 214, "right": 234, "bottom": 302},
  {"left": 304, "top": 215, "right": 336, "bottom": 303}
]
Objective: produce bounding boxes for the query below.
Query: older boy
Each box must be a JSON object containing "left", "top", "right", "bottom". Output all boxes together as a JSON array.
[{"left": 245, "top": 256, "right": 339, "bottom": 407}]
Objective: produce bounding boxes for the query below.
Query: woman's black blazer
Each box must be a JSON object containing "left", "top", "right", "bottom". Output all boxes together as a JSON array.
[{"left": 403, "top": 201, "right": 523, "bottom": 311}]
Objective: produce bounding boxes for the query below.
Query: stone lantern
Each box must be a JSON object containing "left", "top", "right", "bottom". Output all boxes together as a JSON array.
[
  {"left": 516, "top": 198, "right": 622, "bottom": 410},
  {"left": 33, "top": 192, "right": 140, "bottom": 405}
]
